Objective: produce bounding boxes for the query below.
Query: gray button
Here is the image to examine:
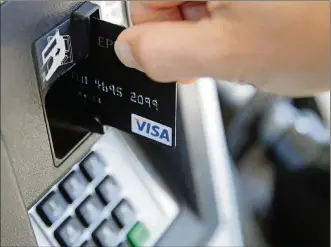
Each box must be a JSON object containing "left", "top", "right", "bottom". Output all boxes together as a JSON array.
[
  {"left": 112, "top": 200, "right": 136, "bottom": 229},
  {"left": 76, "top": 194, "right": 104, "bottom": 226},
  {"left": 81, "top": 239, "right": 97, "bottom": 247},
  {"left": 59, "top": 171, "right": 88, "bottom": 203},
  {"left": 93, "top": 219, "right": 120, "bottom": 247},
  {"left": 117, "top": 240, "right": 130, "bottom": 247},
  {"left": 37, "top": 191, "right": 67, "bottom": 226},
  {"left": 55, "top": 217, "right": 84, "bottom": 247},
  {"left": 80, "top": 152, "right": 105, "bottom": 181},
  {"left": 96, "top": 176, "right": 121, "bottom": 206}
]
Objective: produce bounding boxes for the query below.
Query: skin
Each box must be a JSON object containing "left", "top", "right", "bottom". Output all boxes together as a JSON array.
[{"left": 115, "top": 1, "right": 330, "bottom": 97}]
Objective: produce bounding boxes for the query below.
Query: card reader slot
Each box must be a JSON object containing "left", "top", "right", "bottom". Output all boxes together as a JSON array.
[{"left": 33, "top": 2, "right": 177, "bottom": 166}]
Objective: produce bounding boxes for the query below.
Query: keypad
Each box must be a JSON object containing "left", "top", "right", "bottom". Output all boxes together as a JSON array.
[{"left": 32, "top": 152, "right": 150, "bottom": 247}]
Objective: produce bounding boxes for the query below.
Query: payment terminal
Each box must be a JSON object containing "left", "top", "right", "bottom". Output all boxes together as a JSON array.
[{"left": 1, "top": 1, "right": 243, "bottom": 246}]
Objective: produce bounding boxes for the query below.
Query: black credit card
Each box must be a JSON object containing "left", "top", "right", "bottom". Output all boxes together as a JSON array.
[{"left": 33, "top": 17, "right": 177, "bottom": 147}]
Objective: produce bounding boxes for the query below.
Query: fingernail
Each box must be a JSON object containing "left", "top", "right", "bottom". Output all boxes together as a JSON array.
[
  {"left": 181, "top": 3, "right": 210, "bottom": 21},
  {"left": 114, "top": 41, "right": 142, "bottom": 71},
  {"left": 177, "top": 78, "right": 198, "bottom": 84}
]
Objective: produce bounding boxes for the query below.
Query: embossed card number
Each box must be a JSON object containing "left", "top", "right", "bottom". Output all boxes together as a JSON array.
[{"left": 68, "top": 18, "right": 177, "bottom": 147}]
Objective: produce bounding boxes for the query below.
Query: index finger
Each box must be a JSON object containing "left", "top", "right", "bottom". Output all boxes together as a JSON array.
[
  {"left": 129, "top": 1, "right": 185, "bottom": 24},
  {"left": 142, "top": 1, "right": 184, "bottom": 9}
]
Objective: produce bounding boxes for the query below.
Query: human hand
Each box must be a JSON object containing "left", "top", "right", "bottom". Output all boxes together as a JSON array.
[{"left": 115, "top": 1, "right": 330, "bottom": 97}]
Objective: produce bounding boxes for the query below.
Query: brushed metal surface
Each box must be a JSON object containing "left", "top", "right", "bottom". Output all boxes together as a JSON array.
[
  {"left": 1, "top": 139, "right": 37, "bottom": 246},
  {"left": 1, "top": 1, "right": 99, "bottom": 209}
]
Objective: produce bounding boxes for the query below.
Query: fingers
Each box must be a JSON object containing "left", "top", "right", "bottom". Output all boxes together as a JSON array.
[
  {"left": 115, "top": 19, "right": 248, "bottom": 83},
  {"left": 142, "top": 1, "right": 184, "bottom": 9},
  {"left": 129, "top": 1, "right": 183, "bottom": 24},
  {"left": 129, "top": 1, "right": 210, "bottom": 24},
  {"left": 119, "top": 0, "right": 330, "bottom": 97},
  {"left": 121, "top": 1, "right": 243, "bottom": 84}
]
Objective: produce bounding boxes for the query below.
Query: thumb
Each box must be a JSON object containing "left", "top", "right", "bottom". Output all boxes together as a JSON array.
[{"left": 114, "top": 20, "right": 238, "bottom": 83}]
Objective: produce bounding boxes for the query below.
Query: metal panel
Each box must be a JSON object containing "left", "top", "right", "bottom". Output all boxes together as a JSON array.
[
  {"left": 1, "top": 1, "right": 100, "bottom": 208},
  {"left": 1, "top": 139, "right": 37, "bottom": 246}
]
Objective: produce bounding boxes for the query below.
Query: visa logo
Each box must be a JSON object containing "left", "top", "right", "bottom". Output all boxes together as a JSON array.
[{"left": 131, "top": 114, "right": 172, "bottom": 146}]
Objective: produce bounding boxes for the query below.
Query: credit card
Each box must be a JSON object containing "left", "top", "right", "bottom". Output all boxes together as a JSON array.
[{"left": 44, "top": 18, "right": 177, "bottom": 147}]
